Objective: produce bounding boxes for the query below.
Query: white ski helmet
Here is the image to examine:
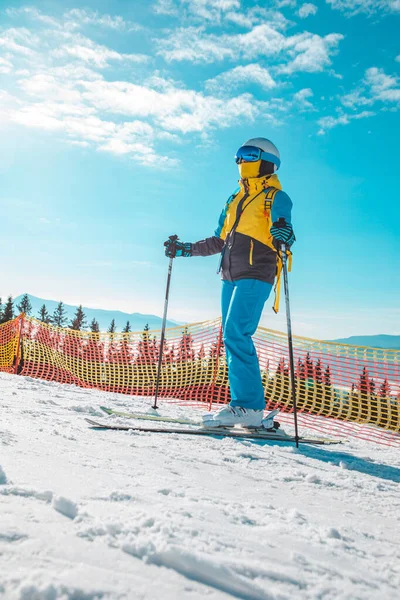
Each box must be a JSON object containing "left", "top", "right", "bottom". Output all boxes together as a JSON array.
[{"left": 241, "top": 137, "right": 281, "bottom": 171}]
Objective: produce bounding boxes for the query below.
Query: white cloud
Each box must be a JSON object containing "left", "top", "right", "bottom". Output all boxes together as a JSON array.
[
  {"left": 53, "top": 34, "right": 147, "bottom": 68},
  {"left": 5, "top": 7, "right": 138, "bottom": 32},
  {"left": 0, "top": 27, "right": 40, "bottom": 57},
  {"left": 225, "top": 8, "right": 291, "bottom": 30},
  {"left": 205, "top": 63, "right": 277, "bottom": 92},
  {"left": 0, "top": 90, "right": 23, "bottom": 125},
  {"left": 1, "top": 10, "right": 282, "bottom": 167},
  {"left": 319, "top": 65, "right": 399, "bottom": 134},
  {"left": 63, "top": 9, "right": 138, "bottom": 31},
  {"left": 0, "top": 24, "right": 146, "bottom": 71},
  {"left": 153, "top": 0, "right": 179, "bottom": 15},
  {"left": 298, "top": 3, "right": 318, "bottom": 18},
  {"left": 326, "top": 0, "right": 400, "bottom": 16},
  {"left": 153, "top": 0, "right": 240, "bottom": 22},
  {"left": 5, "top": 7, "right": 60, "bottom": 28},
  {"left": 364, "top": 67, "right": 400, "bottom": 103},
  {"left": 317, "top": 110, "right": 375, "bottom": 133},
  {"left": 157, "top": 23, "right": 344, "bottom": 75},
  {"left": 0, "top": 57, "right": 13, "bottom": 74},
  {"left": 67, "top": 140, "right": 91, "bottom": 148},
  {"left": 341, "top": 67, "right": 400, "bottom": 108},
  {"left": 153, "top": 1, "right": 292, "bottom": 31},
  {"left": 279, "top": 32, "right": 344, "bottom": 74},
  {"left": 275, "top": 0, "right": 297, "bottom": 7},
  {"left": 79, "top": 78, "right": 278, "bottom": 133},
  {"left": 293, "top": 87, "right": 314, "bottom": 109},
  {"left": 157, "top": 26, "right": 238, "bottom": 62}
]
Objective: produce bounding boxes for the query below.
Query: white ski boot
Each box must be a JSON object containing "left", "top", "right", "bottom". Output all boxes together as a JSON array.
[
  {"left": 261, "top": 409, "right": 288, "bottom": 436},
  {"left": 202, "top": 406, "right": 264, "bottom": 428},
  {"left": 261, "top": 408, "right": 280, "bottom": 430}
]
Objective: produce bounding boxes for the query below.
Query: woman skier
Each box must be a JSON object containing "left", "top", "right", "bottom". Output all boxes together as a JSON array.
[{"left": 164, "top": 138, "right": 294, "bottom": 428}]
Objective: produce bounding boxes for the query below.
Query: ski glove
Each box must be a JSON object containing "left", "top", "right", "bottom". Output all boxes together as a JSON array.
[
  {"left": 164, "top": 238, "right": 193, "bottom": 258},
  {"left": 270, "top": 218, "right": 295, "bottom": 247}
]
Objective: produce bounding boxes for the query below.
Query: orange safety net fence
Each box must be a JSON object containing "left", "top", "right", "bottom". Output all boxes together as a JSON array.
[
  {"left": 0, "top": 315, "right": 399, "bottom": 445},
  {"left": 0, "top": 316, "right": 22, "bottom": 373}
]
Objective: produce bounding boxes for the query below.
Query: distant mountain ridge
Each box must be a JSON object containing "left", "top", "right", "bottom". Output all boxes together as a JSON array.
[
  {"left": 11, "top": 296, "right": 399, "bottom": 347},
  {"left": 331, "top": 335, "right": 400, "bottom": 350},
  {"left": 14, "top": 294, "right": 182, "bottom": 332}
]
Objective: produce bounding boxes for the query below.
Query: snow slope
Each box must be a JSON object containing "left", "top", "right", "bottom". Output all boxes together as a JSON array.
[{"left": 0, "top": 372, "right": 399, "bottom": 599}]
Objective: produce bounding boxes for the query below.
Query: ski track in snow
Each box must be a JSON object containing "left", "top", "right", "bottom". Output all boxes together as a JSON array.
[{"left": 0, "top": 372, "right": 399, "bottom": 599}]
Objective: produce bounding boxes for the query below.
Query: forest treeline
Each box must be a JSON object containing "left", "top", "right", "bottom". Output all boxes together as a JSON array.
[{"left": 0, "top": 293, "right": 127, "bottom": 333}]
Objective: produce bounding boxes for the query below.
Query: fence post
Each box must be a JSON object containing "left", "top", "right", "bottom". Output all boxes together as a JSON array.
[
  {"left": 209, "top": 321, "right": 223, "bottom": 410},
  {"left": 13, "top": 313, "right": 24, "bottom": 375}
]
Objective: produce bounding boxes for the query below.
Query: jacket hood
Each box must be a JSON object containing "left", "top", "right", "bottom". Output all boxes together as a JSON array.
[{"left": 239, "top": 173, "right": 282, "bottom": 194}]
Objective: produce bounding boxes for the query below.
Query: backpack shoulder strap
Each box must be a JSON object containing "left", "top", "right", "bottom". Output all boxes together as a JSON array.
[
  {"left": 262, "top": 187, "right": 291, "bottom": 314},
  {"left": 263, "top": 186, "right": 279, "bottom": 217},
  {"left": 264, "top": 186, "right": 279, "bottom": 200},
  {"left": 215, "top": 188, "right": 240, "bottom": 238}
]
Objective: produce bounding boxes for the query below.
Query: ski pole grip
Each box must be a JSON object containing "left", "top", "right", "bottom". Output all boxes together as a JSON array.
[{"left": 168, "top": 234, "right": 179, "bottom": 259}]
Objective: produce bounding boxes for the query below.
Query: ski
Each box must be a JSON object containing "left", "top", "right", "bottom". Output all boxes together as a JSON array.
[
  {"left": 86, "top": 418, "right": 343, "bottom": 445},
  {"left": 100, "top": 406, "right": 280, "bottom": 428},
  {"left": 100, "top": 406, "right": 199, "bottom": 426}
]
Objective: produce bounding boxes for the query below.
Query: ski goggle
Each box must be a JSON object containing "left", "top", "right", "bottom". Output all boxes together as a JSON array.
[{"left": 235, "top": 145, "right": 280, "bottom": 169}]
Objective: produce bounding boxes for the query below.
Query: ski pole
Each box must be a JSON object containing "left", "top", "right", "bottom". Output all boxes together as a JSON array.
[
  {"left": 280, "top": 242, "right": 300, "bottom": 448},
  {"left": 152, "top": 235, "right": 178, "bottom": 410}
]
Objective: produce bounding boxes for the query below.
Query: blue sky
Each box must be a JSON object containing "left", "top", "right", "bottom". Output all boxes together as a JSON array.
[{"left": 0, "top": 0, "right": 399, "bottom": 339}]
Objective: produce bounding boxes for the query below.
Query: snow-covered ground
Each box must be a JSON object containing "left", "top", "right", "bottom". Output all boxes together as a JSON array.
[{"left": 1, "top": 372, "right": 399, "bottom": 600}]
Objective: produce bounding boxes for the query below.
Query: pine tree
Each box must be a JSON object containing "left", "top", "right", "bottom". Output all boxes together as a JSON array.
[
  {"left": 311, "top": 358, "right": 324, "bottom": 415},
  {"left": 1, "top": 296, "right": 14, "bottom": 323},
  {"left": 305, "top": 352, "right": 314, "bottom": 380},
  {"left": 38, "top": 304, "right": 51, "bottom": 324},
  {"left": 17, "top": 293, "right": 32, "bottom": 315},
  {"left": 136, "top": 323, "right": 152, "bottom": 363},
  {"left": 0, "top": 297, "right": 3, "bottom": 322},
  {"left": 165, "top": 342, "right": 176, "bottom": 364},
  {"left": 276, "top": 357, "right": 286, "bottom": 375},
  {"left": 122, "top": 320, "right": 131, "bottom": 333},
  {"left": 89, "top": 318, "right": 100, "bottom": 333},
  {"left": 84, "top": 319, "right": 104, "bottom": 366},
  {"left": 369, "top": 378, "right": 376, "bottom": 396},
  {"left": 51, "top": 301, "right": 68, "bottom": 328},
  {"left": 324, "top": 365, "right": 332, "bottom": 387},
  {"left": 297, "top": 358, "right": 306, "bottom": 380},
  {"left": 272, "top": 356, "right": 290, "bottom": 406},
  {"left": 379, "top": 379, "right": 391, "bottom": 398},
  {"left": 70, "top": 305, "right": 87, "bottom": 331},
  {"left": 118, "top": 320, "right": 133, "bottom": 365},
  {"left": 357, "top": 366, "right": 371, "bottom": 422},
  {"left": 107, "top": 319, "right": 117, "bottom": 363},
  {"left": 358, "top": 367, "right": 370, "bottom": 396},
  {"left": 178, "top": 327, "right": 195, "bottom": 361},
  {"left": 314, "top": 359, "right": 323, "bottom": 384}
]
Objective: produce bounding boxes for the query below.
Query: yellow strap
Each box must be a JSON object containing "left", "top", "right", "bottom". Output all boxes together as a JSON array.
[
  {"left": 272, "top": 249, "right": 292, "bottom": 314},
  {"left": 273, "top": 260, "right": 282, "bottom": 314}
]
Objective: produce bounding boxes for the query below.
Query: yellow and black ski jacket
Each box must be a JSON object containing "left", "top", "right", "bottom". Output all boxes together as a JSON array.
[{"left": 192, "top": 174, "right": 293, "bottom": 285}]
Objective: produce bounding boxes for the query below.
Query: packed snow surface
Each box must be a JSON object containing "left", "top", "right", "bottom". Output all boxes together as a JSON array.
[{"left": 0, "top": 372, "right": 399, "bottom": 599}]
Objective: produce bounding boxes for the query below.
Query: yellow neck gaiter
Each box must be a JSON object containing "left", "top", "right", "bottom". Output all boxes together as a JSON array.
[
  {"left": 238, "top": 172, "right": 282, "bottom": 194},
  {"left": 238, "top": 159, "right": 261, "bottom": 180}
]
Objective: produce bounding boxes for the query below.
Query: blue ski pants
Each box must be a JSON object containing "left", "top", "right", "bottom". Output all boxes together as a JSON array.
[{"left": 221, "top": 279, "right": 272, "bottom": 411}]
